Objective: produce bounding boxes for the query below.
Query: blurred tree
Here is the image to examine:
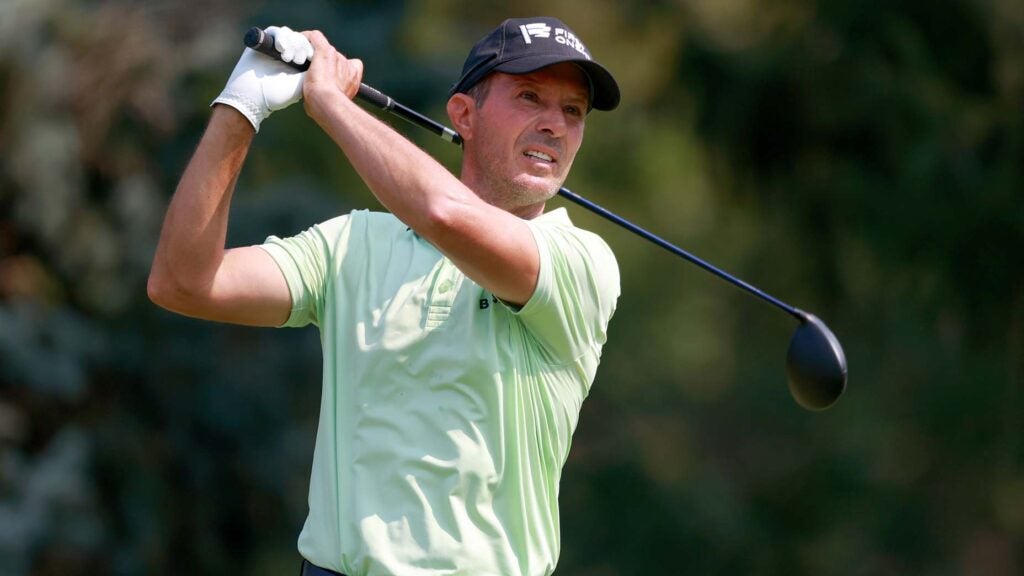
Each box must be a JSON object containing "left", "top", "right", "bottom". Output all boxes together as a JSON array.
[{"left": 0, "top": 1, "right": 324, "bottom": 573}]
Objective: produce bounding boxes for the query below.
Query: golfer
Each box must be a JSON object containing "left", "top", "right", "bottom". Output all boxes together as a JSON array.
[{"left": 148, "top": 16, "right": 620, "bottom": 576}]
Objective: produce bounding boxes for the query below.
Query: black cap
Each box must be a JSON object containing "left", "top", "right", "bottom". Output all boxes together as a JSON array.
[{"left": 450, "top": 17, "right": 620, "bottom": 111}]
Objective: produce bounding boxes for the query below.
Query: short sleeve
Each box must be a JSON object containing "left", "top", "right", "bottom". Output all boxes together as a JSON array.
[
  {"left": 514, "top": 220, "right": 620, "bottom": 364},
  {"left": 258, "top": 213, "right": 354, "bottom": 328}
]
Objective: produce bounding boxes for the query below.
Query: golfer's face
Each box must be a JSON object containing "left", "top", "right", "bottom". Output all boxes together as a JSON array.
[{"left": 475, "top": 63, "right": 589, "bottom": 203}]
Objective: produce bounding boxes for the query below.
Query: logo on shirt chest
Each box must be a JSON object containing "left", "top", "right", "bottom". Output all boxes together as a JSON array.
[{"left": 479, "top": 294, "right": 498, "bottom": 310}]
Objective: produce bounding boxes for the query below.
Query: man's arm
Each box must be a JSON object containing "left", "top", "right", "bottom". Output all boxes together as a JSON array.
[
  {"left": 147, "top": 106, "right": 291, "bottom": 326},
  {"left": 300, "top": 32, "right": 541, "bottom": 306}
]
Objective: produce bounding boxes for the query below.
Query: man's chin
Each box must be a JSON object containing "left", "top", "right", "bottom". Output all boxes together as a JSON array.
[{"left": 513, "top": 175, "right": 562, "bottom": 199}]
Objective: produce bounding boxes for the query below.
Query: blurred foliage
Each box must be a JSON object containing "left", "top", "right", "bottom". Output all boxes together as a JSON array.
[{"left": 0, "top": 0, "right": 1021, "bottom": 574}]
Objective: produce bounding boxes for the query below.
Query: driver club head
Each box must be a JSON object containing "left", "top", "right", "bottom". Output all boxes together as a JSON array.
[{"left": 786, "top": 312, "right": 848, "bottom": 410}]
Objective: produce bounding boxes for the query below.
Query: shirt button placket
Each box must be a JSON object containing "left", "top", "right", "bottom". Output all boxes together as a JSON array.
[{"left": 425, "top": 261, "right": 460, "bottom": 329}]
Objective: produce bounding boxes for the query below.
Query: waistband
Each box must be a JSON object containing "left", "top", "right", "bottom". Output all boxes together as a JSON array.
[{"left": 300, "top": 559, "right": 347, "bottom": 576}]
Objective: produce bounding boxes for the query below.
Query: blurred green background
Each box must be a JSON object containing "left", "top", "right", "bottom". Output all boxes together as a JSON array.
[{"left": 1, "top": 0, "right": 1022, "bottom": 574}]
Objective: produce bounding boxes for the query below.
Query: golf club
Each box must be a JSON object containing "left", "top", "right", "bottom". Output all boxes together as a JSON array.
[{"left": 244, "top": 26, "right": 848, "bottom": 410}]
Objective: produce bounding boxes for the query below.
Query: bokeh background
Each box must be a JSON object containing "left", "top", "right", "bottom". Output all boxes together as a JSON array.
[{"left": 1, "top": 0, "right": 1022, "bottom": 574}]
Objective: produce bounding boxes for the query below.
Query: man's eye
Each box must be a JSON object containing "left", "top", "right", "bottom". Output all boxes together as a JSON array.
[
  {"left": 520, "top": 91, "right": 539, "bottom": 102},
  {"left": 565, "top": 105, "right": 583, "bottom": 117}
]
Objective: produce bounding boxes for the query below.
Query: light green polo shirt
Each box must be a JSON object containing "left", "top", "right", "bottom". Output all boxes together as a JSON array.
[{"left": 260, "top": 207, "right": 619, "bottom": 576}]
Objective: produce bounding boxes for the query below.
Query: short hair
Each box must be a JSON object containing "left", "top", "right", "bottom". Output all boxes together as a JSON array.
[{"left": 465, "top": 75, "right": 493, "bottom": 108}]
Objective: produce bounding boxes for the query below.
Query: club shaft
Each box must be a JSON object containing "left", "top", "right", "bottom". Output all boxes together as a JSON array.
[
  {"left": 244, "top": 27, "right": 462, "bottom": 144},
  {"left": 555, "top": 188, "right": 804, "bottom": 319},
  {"left": 355, "top": 83, "right": 462, "bottom": 144},
  {"left": 243, "top": 26, "right": 805, "bottom": 322}
]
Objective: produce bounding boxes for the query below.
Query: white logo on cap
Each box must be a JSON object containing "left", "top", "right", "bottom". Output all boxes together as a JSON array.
[
  {"left": 555, "top": 28, "right": 591, "bottom": 59},
  {"left": 518, "top": 23, "right": 591, "bottom": 60},
  {"left": 519, "top": 23, "right": 552, "bottom": 43}
]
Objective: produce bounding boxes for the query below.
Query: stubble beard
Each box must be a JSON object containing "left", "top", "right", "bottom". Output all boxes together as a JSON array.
[
  {"left": 470, "top": 139, "right": 567, "bottom": 213},
  {"left": 478, "top": 170, "right": 560, "bottom": 212}
]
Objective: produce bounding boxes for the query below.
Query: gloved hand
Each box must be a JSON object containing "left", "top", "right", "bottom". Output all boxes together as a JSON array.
[{"left": 212, "top": 26, "right": 314, "bottom": 132}]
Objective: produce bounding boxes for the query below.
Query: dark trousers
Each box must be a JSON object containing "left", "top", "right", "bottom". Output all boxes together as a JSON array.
[{"left": 300, "top": 559, "right": 347, "bottom": 576}]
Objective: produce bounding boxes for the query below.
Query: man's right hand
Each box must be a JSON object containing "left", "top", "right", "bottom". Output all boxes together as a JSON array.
[
  {"left": 212, "top": 26, "right": 314, "bottom": 132},
  {"left": 300, "top": 31, "right": 364, "bottom": 127}
]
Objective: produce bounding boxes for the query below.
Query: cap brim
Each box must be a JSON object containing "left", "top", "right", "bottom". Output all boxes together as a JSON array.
[{"left": 493, "top": 54, "right": 620, "bottom": 111}]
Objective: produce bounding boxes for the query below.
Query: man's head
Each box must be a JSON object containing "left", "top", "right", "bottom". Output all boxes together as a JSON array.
[{"left": 446, "top": 17, "right": 619, "bottom": 216}]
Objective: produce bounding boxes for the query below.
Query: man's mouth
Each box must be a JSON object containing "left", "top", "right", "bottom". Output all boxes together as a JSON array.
[{"left": 523, "top": 149, "right": 555, "bottom": 163}]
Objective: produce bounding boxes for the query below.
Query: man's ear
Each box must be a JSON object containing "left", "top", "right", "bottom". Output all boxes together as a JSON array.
[{"left": 446, "top": 93, "right": 475, "bottom": 142}]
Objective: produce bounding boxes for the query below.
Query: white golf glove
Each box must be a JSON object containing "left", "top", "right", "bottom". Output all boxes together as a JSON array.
[{"left": 212, "top": 26, "right": 314, "bottom": 132}]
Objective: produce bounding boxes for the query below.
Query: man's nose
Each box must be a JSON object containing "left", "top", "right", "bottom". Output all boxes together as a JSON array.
[{"left": 536, "top": 105, "right": 568, "bottom": 137}]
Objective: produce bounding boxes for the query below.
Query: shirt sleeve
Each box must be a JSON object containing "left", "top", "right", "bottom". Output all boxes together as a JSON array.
[
  {"left": 258, "top": 213, "right": 355, "bottom": 328},
  {"left": 513, "top": 221, "right": 621, "bottom": 365}
]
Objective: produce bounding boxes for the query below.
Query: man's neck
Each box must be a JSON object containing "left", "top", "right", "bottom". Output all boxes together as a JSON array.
[
  {"left": 459, "top": 174, "right": 547, "bottom": 220},
  {"left": 508, "top": 202, "right": 546, "bottom": 220}
]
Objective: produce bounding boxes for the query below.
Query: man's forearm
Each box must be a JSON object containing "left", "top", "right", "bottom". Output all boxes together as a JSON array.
[
  {"left": 149, "top": 105, "right": 254, "bottom": 298},
  {"left": 307, "top": 93, "right": 473, "bottom": 236},
  {"left": 298, "top": 29, "right": 490, "bottom": 244}
]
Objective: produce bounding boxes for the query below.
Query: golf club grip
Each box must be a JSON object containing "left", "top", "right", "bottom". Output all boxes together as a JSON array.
[
  {"left": 245, "top": 27, "right": 310, "bottom": 71},
  {"left": 243, "top": 27, "right": 459, "bottom": 143}
]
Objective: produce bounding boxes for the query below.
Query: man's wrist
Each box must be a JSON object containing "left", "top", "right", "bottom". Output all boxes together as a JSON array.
[{"left": 211, "top": 103, "right": 258, "bottom": 137}]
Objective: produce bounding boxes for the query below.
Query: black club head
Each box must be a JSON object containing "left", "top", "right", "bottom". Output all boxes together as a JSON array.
[{"left": 786, "top": 313, "right": 848, "bottom": 410}]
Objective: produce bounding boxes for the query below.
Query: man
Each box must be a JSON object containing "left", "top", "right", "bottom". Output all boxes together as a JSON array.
[{"left": 148, "top": 16, "right": 620, "bottom": 576}]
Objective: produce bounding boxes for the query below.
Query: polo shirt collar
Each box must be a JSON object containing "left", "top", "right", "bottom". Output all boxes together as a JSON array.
[{"left": 534, "top": 207, "right": 572, "bottom": 225}]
